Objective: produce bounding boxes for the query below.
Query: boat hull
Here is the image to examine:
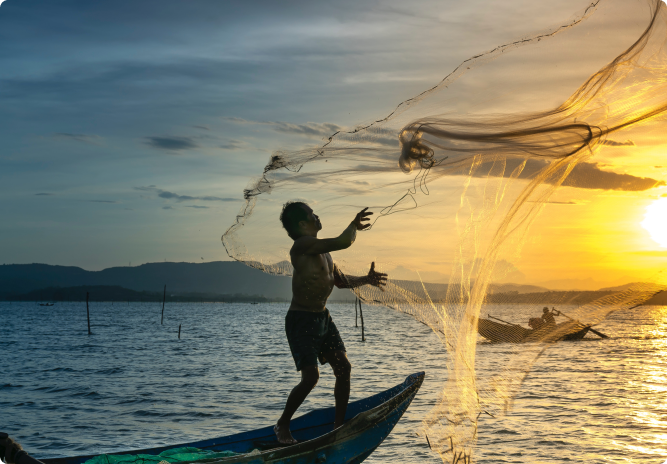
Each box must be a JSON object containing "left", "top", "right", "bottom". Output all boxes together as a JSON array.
[
  {"left": 39, "top": 373, "right": 425, "bottom": 464},
  {"left": 478, "top": 318, "right": 590, "bottom": 343}
]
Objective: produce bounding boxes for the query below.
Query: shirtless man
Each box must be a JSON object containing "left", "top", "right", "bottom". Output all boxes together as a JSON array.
[{"left": 274, "top": 201, "right": 388, "bottom": 445}]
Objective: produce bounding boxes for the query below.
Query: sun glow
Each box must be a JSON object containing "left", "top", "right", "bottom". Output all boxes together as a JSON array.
[{"left": 642, "top": 197, "right": 667, "bottom": 248}]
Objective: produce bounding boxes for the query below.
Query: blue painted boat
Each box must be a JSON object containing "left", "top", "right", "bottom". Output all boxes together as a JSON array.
[{"left": 2, "top": 372, "right": 424, "bottom": 464}]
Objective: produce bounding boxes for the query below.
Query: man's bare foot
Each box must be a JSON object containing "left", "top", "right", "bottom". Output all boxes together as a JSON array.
[
  {"left": 333, "top": 421, "right": 344, "bottom": 430},
  {"left": 274, "top": 424, "right": 297, "bottom": 445}
]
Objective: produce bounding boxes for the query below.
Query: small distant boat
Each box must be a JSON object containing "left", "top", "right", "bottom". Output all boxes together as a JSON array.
[
  {"left": 478, "top": 315, "right": 590, "bottom": 343},
  {"left": 6, "top": 373, "right": 425, "bottom": 464},
  {"left": 38, "top": 303, "right": 55, "bottom": 307}
]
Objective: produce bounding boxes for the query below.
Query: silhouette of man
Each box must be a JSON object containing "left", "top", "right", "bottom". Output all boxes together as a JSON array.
[
  {"left": 542, "top": 307, "right": 556, "bottom": 326},
  {"left": 274, "top": 201, "right": 387, "bottom": 445}
]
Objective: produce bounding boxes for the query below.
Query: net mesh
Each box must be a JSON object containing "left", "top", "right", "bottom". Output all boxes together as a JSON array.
[
  {"left": 222, "top": 0, "right": 667, "bottom": 461},
  {"left": 82, "top": 448, "right": 239, "bottom": 464}
]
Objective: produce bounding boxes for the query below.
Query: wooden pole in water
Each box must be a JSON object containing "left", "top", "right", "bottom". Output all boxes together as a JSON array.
[
  {"left": 86, "top": 292, "right": 91, "bottom": 335},
  {"left": 358, "top": 298, "right": 365, "bottom": 342},
  {"left": 161, "top": 285, "right": 166, "bottom": 325},
  {"left": 178, "top": 324, "right": 181, "bottom": 339},
  {"left": 355, "top": 297, "right": 358, "bottom": 327}
]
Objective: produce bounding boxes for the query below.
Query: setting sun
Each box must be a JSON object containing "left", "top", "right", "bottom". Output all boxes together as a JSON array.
[{"left": 642, "top": 197, "right": 667, "bottom": 247}]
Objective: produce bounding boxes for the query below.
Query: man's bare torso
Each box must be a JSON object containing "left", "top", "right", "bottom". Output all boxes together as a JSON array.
[{"left": 289, "top": 247, "right": 335, "bottom": 312}]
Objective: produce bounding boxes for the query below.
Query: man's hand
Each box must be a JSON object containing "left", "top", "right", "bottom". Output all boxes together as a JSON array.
[
  {"left": 367, "top": 262, "right": 388, "bottom": 291},
  {"left": 353, "top": 208, "right": 373, "bottom": 231}
]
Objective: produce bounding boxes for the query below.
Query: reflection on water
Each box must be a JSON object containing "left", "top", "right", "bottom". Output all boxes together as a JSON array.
[{"left": 2, "top": 302, "right": 667, "bottom": 463}]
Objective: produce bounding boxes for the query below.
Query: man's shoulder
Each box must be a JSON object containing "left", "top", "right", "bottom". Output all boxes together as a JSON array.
[
  {"left": 290, "top": 236, "right": 310, "bottom": 256},
  {"left": 291, "top": 236, "right": 316, "bottom": 247},
  {"left": 291, "top": 236, "right": 329, "bottom": 257}
]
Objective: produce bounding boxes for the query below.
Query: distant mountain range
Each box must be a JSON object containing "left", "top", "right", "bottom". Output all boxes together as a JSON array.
[
  {"left": 0, "top": 261, "right": 355, "bottom": 302},
  {"left": 1, "top": 262, "right": 663, "bottom": 305}
]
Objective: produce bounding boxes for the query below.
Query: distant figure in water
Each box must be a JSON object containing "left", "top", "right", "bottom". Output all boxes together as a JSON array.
[
  {"left": 542, "top": 307, "right": 556, "bottom": 326},
  {"left": 274, "top": 201, "right": 388, "bottom": 445}
]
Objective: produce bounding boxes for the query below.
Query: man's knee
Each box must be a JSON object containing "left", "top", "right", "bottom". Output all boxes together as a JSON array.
[{"left": 300, "top": 366, "right": 319, "bottom": 389}]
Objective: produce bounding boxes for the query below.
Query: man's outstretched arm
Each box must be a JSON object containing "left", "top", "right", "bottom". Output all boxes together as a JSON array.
[
  {"left": 293, "top": 208, "right": 372, "bottom": 256},
  {"left": 334, "top": 262, "right": 388, "bottom": 291}
]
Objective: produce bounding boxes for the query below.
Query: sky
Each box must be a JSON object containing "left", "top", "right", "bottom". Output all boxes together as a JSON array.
[{"left": 1, "top": 0, "right": 666, "bottom": 287}]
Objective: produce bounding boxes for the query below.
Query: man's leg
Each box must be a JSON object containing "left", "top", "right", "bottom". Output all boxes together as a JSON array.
[
  {"left": 275, "top": 365, "right": 319, "bottom": 444},
  {"left": 327, "top": 350, "right": 351, "bottom": 429}
]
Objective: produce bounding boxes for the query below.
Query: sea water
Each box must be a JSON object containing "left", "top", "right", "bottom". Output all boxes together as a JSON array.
[{"left": 2, "top": 301, "right": 667, "bottom": 463}]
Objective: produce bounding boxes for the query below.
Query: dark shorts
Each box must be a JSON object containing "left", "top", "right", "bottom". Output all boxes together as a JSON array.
[{"left": 285, "top": 309, "right": 346, "bottom": 371}]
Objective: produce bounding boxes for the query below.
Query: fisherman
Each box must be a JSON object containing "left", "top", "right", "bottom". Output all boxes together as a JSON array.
[
  {"left": 541, "top": 306, "right": 556, "bottom": 326},
  {"left": 274, "top": 202, "right": 388, "bottom": 445}
]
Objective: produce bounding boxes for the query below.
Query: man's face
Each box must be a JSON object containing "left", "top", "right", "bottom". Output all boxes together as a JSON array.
[{"left": 300, "top": 205, "right": 322, "bottom": 233}]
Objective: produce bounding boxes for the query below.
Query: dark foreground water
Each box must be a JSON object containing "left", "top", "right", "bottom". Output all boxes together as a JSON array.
[{"left": 2, "top": 301, "right": 667, "bottom": 463}]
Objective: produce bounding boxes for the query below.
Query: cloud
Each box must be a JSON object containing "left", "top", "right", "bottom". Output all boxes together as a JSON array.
[
  {"left": 88, "top": 200, "right": 117, "bottom": 203},
  {"left": 162, "top": 206, "right": 173, "bottom": 210},
  {"left": 52, "top": 133, "right": 103, "bottom": 144},
  {"left": 225, "top": 117, "right": 402, "bottom": 147},
  {"left": 136, "top": 186, "right": 241, "bottom": 203},
  {"left": 470, "top": 159, "right": 665, "bottom": 191},
  {"left": 145, "top": 136, "right": 198, "bottom": 151},
  {"left": 599, "top": 139, "right": 635, "bottom": 147},
  {"left": 192, "top": 125, "right": 210, "bottom": 131},
  {"left": 35, "top": 193, "right": 54, "bottom": 196},
  {"left": 226, "top": 117, "right": 343, "bottom": 139},
  {"left": 271, "top": 121, "right": 343, "bottom": 138},
  {"left": 219, "top": 139, "right": 245, "bottom": 150},
  {"left": 185, "top": 205, "right": 209, "bottom": 209},
  {"left": 562, "top": 162, "right": 665, "bottom": 191}
]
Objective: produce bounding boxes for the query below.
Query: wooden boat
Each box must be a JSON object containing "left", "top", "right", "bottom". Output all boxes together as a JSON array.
[
  {"left": 478, "top": 317, "right": 590, "bottom": 343},
  {"left": 2, "top": 372, "right": 424, "bottom": 464}
]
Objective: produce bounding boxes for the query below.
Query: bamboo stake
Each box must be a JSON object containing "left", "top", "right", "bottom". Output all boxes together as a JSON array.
[
  {"left": 86, "top": 292, "right": 91, "bottom": 335},
  {"left": 358, "top": 298, "right": 365, "bottom": 342},
  {"left": 161, "top": 285, "right": 166, "bottom": 325},
  {"left": 178, "top": 324, "right": 181, "bottom": 339},
  {"left": 355, "top": 297, "right": 358, "bottom": 327}
]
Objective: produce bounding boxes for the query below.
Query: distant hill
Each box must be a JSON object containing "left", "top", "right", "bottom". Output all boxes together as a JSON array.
[
  {"left": 0, "top": 262, "right": 356, "bottom": 302},
  {"left": 485, "top": 290, "right": 616, "bottom": 305},
  {"left": 532, "top": 277, "right": 603, "bottom": 291},
  {"left": 2, "top": 262, "right": 662, "bottom": 305},
  {"left": 488, "top": 283, "right": 549, "bottom": 294},
  {"left": 386, "top": 281, "right": 548, "bottom": 301}
]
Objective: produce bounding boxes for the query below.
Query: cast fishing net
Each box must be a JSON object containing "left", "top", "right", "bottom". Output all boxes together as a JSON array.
[
  {"left": 222, "top": 0, "right": 667, "bottom": 461},
  {"left": 82, "top": 448, "right": 240, "bottom": 464}
]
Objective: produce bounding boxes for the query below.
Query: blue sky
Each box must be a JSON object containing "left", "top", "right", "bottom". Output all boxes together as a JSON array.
[{"left": 0, "top": 0, "right": 651, "bottom": 270}]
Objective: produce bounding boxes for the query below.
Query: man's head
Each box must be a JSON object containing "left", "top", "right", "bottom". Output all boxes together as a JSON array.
[
  {"left": 543, "top": 307, "right": 549, "bottom": 314},
  {"left": 280, "top": 201, "right": 322, "bottom": 239}
]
